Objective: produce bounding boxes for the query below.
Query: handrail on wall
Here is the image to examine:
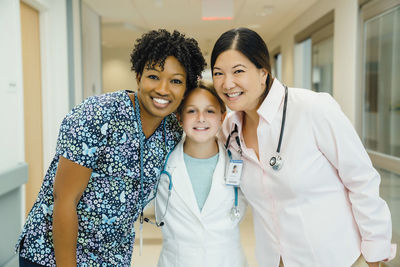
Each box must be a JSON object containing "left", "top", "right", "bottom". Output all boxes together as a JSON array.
[{"left": 0, "top": 163, "right": 28, "bottom": 196}]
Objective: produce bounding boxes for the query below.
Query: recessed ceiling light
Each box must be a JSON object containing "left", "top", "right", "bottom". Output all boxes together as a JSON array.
[
  {"left": 256, "top": 5, "right": 274, "bottom": 17},
  {"left": 202, "top": 0, "right": 233, "bottom": 20},
  {"left": 154, "top": 0, "right": 162, "bottom": 8},
  {"left": 202, "top": 17, "right": 233, "bottom": 21}
]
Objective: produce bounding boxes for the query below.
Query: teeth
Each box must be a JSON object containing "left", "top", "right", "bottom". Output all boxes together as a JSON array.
[
  {"left": 227, "top": 92, "right": 241, "bottom": 97},
  {"left": 153, "top": 98, "right": 169, "bottom": 104},
  {"left": 194, "top": 127, "right": 207, "bottom": 130}
]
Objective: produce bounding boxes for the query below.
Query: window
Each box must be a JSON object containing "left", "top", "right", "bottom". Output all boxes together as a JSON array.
[
  {"left": 362, "top": 3, "right": 400, "bottom": 159},
  {"left": 271, "top": 52, "right": 282, "bottom": 80},
  {"left": 294, "top": 11, "right": 334, "bottom": 93},
  {"left": 311, "top": 24, "right": 333, "bottom": 94},
  {"left": 294, "top": 38, "right": 311, "bottom": 89},
  {"left": 361, "top": 2, "right": 400, "bottom": 265}
]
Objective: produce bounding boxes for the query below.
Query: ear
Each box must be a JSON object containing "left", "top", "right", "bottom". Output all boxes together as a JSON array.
[
  {"left": 260, "top": 68, "right": 269, "bottom": 85},
  {"left": 136, "top": 73, "right": 141, "bottom": 86}
]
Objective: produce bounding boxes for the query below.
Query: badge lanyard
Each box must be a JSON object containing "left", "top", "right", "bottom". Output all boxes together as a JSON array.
[
  {"left": 224, "top": 125, "right": 242, "bottom": 221},
  {"left": 134, "top": 93, "right": 166, "bottom": 255}
]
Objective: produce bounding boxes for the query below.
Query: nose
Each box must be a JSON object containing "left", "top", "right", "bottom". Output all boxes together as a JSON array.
[
  {"left": 222, "top": 74, "right": 235, "bottom": 90},
  {"left": 155, "top": 79, "right": 169, "bottom": 96},
  {"left": 197, "top": 112, "right": 205, "bottom": 123}
]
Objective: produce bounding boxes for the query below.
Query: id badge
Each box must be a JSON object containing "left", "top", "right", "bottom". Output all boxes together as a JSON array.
[{"left": 226, "top": 159, "right": 243, "bottom": 186}]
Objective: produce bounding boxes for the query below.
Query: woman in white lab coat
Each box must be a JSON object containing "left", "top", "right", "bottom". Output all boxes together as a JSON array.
[
  {"left": 210, "top": 27, "right": 396, "bottom": 267},
  {"left": 155, "top": 82, "right": 247, "bottom": 267}
]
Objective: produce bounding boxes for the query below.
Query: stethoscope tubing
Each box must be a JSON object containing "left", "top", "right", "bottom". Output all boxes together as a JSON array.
[
  {"left": 276, "top": 85, "right": 288, "bottom": 154},
  {"left": 225, "top": 84, "right": 288, "bottom": 171}
]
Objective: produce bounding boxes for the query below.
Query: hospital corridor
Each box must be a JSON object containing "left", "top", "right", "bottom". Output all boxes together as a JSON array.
[{"left": 1, "top": 0, "right": 399, "bottom": 266}]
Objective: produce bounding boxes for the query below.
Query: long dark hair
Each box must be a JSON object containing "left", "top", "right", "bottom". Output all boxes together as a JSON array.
[{"left": 211, "top": 28, "right": 273, "bottom": 99}]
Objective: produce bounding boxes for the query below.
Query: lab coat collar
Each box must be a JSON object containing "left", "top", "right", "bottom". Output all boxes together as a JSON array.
[
  {"left": 199, "top": 141, "right": 228, "bottom": 214},
  {"left": 257, "top": 78, "right": 286, "bottom": 124},
  {"left": 166, "top": 136, "right": 201, "bottom": 218},
  {"left": 166, "top": 136, "right": 229, "bottom": 220}
]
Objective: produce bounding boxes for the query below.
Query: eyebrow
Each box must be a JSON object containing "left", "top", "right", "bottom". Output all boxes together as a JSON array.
[
  {"left": 185, "top": 104, "right": 217, "bottom": 109},
  {"left": 233, "top": 64, "right": 247, "bottom": 69},
  {"left": 145, "top": 67, "right": 185, "bottom": 77},
  {"left": 213, "top": 64, "right": 247, "bottom": 70}
]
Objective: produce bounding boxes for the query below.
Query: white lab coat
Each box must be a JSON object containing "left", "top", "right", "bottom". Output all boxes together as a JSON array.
[
  {"left": 220, "top": 79, "right": 396, "bottom": 267},
  {"left": 155, "top": 138, "right": 247, "bottom": 267}
]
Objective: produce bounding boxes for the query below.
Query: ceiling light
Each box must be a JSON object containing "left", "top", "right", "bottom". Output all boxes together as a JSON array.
[
  {"left": 202, "top": 0, "right": 233, "bottom": 21},
  {"left": 154, "top": 0, "right": 162, "bottom": 8},
  {"left": 103, "top": 22, "right": 148, "bottom": 32},
  {"left": 256, "top": 5, "right": 274, "bottom": 17},
  {"left": 248, "top": 24, "right": 261, "bottom": 29}
]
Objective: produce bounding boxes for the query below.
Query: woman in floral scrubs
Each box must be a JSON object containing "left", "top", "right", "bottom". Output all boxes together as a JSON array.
[{"left": 16, "top": 29, "right": 206, "bottom": 267}]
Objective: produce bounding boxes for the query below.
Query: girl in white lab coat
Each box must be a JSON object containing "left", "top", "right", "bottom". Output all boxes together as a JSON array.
[{"left": 155, "top": 80, "right": 247, "bottom": 267}]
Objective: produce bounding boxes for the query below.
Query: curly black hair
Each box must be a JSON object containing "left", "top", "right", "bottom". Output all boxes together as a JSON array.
[{"left": 130, "top": 29, "right": 206, "bottom": 93}]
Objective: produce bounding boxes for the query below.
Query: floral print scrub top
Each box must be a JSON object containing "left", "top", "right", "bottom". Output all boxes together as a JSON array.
[{"left": 16, "top": 91, "right": 182, "bottom": 266}]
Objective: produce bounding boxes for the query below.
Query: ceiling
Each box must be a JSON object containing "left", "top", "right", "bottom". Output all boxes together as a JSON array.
[{"left": 84, "top": 0, "right": 318, "bottom": 57}]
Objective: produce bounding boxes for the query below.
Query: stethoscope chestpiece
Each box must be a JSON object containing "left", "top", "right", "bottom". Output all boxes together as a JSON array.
[
  {"left": 230, "top": 206, "right": 241, "bottom": 221},
  {"left": 269, "top": 155, "right": 283, "bottom": 171}
]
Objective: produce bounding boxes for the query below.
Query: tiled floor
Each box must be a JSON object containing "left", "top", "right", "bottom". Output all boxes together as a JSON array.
[
  {"left": 378, "top": 168, "right": 400, "bottom": 267},
  {"left": 131, "top": 168, "right": 400, "bottom": 267}
]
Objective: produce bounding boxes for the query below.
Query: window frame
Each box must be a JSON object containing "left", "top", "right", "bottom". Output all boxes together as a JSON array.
[
  {"left": 311, "top": 22, "right": 334, "bottom": 94},
  {"left": 359, "top": 0, "right": 400, "bottom": 174},
  {"left": 270, "top": 47, "right": 281, "bottom": 80},
  {"left": 294, "top": 11, "right": 334, "bottom": 94}
]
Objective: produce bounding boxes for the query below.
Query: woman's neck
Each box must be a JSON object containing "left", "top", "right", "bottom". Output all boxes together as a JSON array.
[
  {"left": 129, "top": 93, "right": 163, "bottom": 138},
  {"left": 243, "top": 109, "right": 260, "bottom": 128},
  {"left": 183, "top": 138, "right": 219, "bottom": 159},
  {"left": 140, "top": 109, "right": 163, "bottom": 138}
]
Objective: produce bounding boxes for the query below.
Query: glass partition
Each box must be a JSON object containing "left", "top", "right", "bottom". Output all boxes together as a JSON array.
[{"left": 362, "top": 6, "right": 400, "bottom": 158}]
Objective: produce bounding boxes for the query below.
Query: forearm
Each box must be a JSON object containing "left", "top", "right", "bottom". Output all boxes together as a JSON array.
[{"left": 53, "top": 199, "right": 79, "bottom": 267}]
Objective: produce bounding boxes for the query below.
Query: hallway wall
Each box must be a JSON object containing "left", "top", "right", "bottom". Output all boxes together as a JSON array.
[
  {"left": 102, "top": 46, "right": 137, "bottom": 93},
  {"left": 265, "top": 0, "right": 359, "bottom": 127},
  {"left": 0, "top": 1, "right": 71, "bottom": 264},
  {"left": 0, "top": 0, "right": 25, "bottom": 173}
]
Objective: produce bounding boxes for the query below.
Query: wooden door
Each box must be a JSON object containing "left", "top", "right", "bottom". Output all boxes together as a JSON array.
[{"left": 20, "top": 1, "right": 44, "bottom": 216}]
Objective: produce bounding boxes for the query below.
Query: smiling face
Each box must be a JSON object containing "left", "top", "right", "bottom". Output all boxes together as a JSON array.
[
  {"left": 180, "top": 88, "right": 224, "bottom": 145},
  {"left": 212, "top": 49, "right": 268, "bottom": 113},
  {"left": 136, "top": 56, "right": 187, "bottom": 123}
]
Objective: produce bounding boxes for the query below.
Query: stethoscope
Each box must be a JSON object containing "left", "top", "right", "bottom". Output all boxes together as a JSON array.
[
  {"left": 143, "top": 150, "right": 174, "bottom": 227},
  {"left": 147, "top": 145, "right": 242, "bottom": 226},
  {"left": 225, "top": 84, "right": 288, "bottom": 171},
  {"left": 134, "top": 93, "right": 168, "bottom": 254}
]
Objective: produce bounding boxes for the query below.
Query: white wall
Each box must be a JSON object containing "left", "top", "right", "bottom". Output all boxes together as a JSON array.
[
  {"left": 332, "top": 0, "right": 358, "bottom": 126},
  {"left": 37, "top": 0, "right": 71, "bottom": 168},
  {"left": 0, "top": 0, "right": 70, "bottom": 259},
  {"left": 265, "top": 0, "right": 358, "bottom": 125},
  {"left": 82, "top": 2, "right": 102, "bottom": 98},
  {"left": 72, "top": 0, "right": 84, "bottom": 105},
  {"left": 0, "top": 0, "right": 70, "bottom": 178},
  {"left": 0, "top": 0, "right": 25, "bottom": 173},
  {"left": 102, "top": 46, "right": 137, "bottom": 93}
]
